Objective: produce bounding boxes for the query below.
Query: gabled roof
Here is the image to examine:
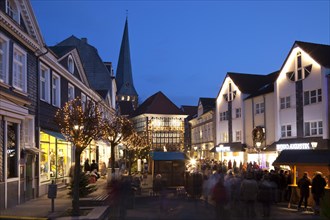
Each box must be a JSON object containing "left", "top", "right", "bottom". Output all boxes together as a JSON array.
[
  {"left": 180, "top": 105, "right": 198, "bottom": 119},
  {"left": 245, "top": 70, "right": 280, "bottom": 99},
  {"left": 116, "top": 18, "right": 138, "bottom": 97},
  {"left": 295, "top": 41, "right": 330, "bottom": 68},
  {"left": 227, "top": 72, "right": 270, "bottom": 94},
  {"left": 54, "top": 35, "right": 113, "bottom": 93},
  {"left": 199, "top": 97, "right": 216, "bottom": 113},
  {"left": 131, "top": 91, "right": 186, "bottom": 117},
  {"left": 49, "top": 46, "right": 76, "bottom": 57}
]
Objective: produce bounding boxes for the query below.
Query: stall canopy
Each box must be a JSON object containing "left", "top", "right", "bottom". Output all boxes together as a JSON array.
[
  {"left": 150, "top": 151, "right": 188, "bottom": 161},
  {"left": 273, "top": 149, "right": 330, "bottom": 166}
]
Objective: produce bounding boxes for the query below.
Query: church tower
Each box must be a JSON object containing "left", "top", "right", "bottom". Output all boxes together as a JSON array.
[{"left": 116, "top": 17, "right": 138, "bottom": 109}]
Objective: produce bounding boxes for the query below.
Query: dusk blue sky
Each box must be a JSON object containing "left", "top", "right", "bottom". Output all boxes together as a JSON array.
[{"left": 31, "top": 1, "right": 330, "bottom": 107}]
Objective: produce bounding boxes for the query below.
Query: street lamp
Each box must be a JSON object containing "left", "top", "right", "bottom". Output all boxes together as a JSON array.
[
  {"left": 256, "top": 142, "right": 261, "bottom": 167},
  {"left": 311, "top": 142, "right": 318, "bottom": 150}
]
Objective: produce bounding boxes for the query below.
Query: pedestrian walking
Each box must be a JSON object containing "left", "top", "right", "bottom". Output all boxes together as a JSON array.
[
  {"left": 240, "top": 172, "right": 259, "bottom": 219},
  {"left": 212, "top": 177, "right": 229, "bottom": 219},
  {"left": 311, "top": 171, "right": 327, "bottom": 215},
  {"left": 297, "top": 172, "right": 312, "bottom": 211}
]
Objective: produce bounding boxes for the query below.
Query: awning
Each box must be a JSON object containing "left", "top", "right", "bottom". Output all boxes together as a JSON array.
[
  {"left": 24, "top": 145, "right": 43, "bottom": 154},
  {"left": 210, "top": 142, "right": 246, "bottom": 152},
  {"left": 42, "top": 129, "right": 66, "bottom": 140},
  {"left": 150, "top": 151, "right": 188, "bottom": 161},
  {"left": 272, "top": 149, "right": 330, "bottom": 166}
]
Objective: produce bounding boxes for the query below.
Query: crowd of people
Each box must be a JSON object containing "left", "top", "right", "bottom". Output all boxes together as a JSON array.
[{"left": 188, "top": 159, "right": 328, "bottom": 219}]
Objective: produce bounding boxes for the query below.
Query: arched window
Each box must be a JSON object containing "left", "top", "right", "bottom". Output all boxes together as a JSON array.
[{"left": 68, "top": 55, "right": 74, "bottom": 74}]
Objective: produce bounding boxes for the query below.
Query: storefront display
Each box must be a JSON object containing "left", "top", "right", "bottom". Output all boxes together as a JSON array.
[{"left": 40, "top": 131, "right": 71, "bottom": 182}]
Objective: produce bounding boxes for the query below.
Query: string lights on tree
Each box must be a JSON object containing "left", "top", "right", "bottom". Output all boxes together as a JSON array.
[{"left": 55, "top": 97, "right": 103, "bottom": 216}]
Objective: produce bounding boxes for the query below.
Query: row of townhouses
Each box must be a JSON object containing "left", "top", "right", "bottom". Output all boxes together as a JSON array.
[
  {"left": 190, "top": 41, "right": 330, "bottom": 179},
  {"left": 0, "top": 0, "right": 140, "bottom": 210}
]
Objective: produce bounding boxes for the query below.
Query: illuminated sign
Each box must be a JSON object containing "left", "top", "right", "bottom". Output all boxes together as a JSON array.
[
  {"left": 276, "top": 143, "right": 310, "bottom": 151},
  {"left": 216, "top": 146, "right": 231, "bottom": 152}
]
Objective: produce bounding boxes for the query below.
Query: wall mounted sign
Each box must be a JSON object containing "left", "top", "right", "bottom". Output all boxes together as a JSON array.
[{"left": 276, "top": 143, "right": 310, "bottom": 151}]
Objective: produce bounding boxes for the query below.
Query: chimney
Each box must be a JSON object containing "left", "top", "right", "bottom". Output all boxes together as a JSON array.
[{"left": 81, "top": 38, "right": 88, "bottom": 44}]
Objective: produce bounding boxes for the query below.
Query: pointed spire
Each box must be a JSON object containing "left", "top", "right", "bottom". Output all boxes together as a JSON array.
[{"left": 116, "top": 16, "right": 138, "bottom": 107}]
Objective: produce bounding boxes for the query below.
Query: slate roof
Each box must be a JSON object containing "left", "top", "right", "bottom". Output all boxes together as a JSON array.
[
  {"left": 130, "top": 91, "right": 186, "bottom": 117},
  {"left": 180, "top": 105, "right": 198, "bottom": 120},
  {"left": 199, "top": 97, "right": 216, "bottom": 114},
  {"left": 295, "top": 41, "right": 330, "bottom": 68},
  {"left": 53, "top": 35, "right": 113, "bottom": 93},
  {"left": 227, "top": 72, "right": 271, "bottom": 95},
  {"left": 116, "top": 18, "right": 138, "bottom": 97},
  {"left": 95, "top": 90, "right": 108, "bottom": 99},
  {"left": 244, "top": 70, "right": 280, "bottom": 99},
  {"left": 49, "top": 46, "right": 76, "bottom": 58}
]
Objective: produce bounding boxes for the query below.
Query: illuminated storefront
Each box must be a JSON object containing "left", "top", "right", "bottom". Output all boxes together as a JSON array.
[{"left": 40, "top": 131, "right": 72, "bottom": 183}]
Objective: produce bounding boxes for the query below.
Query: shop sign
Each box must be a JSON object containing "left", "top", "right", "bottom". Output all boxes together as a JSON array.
[
  {"left": 276, "top": 143, "right": 310, "bottom": 151},
  {"left": 216, "top": 145, "right": 231, "bottom": 152}
]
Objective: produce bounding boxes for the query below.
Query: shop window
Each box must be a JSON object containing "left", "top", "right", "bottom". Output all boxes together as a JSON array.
[
  {"left": 7, "top": 122, "right": 19, "bottom": 179},
  {"left": 0, "top": 34, "right": 9, "bottom": 84}
]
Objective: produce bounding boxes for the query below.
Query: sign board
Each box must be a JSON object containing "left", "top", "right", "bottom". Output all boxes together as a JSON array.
[{"left": 276, "top": 143, "right": 311, "bottom": 151}]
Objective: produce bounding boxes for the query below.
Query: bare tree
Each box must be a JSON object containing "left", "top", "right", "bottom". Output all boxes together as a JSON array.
[
  {"left": 102, "top": 116, "right": 134, "bottom": 176},
  {"left": 55, "top": 98, "right": 103, "bottom": 216}
]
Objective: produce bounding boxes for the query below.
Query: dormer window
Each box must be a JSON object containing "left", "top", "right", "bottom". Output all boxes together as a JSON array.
[
  {"left": 286, "top": 51, "right": 312, "bottom": 82},
  {"left": 6, "top": 0, "right": 20, "bottom": 24},
  {"left": 68, "top": 55, "right": 74, "bottom": 74}
]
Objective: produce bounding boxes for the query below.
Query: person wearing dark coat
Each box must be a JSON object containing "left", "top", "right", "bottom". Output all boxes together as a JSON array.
[
  {"left": 311, "top": 172, "right": 327, "bottom": 215},
  {"left": 90, "top": 159, "right": 98, "bottom": 172},
  {"left": 297, "top": 172, "right": 312, "bottom": 211},
  {"left": 84, "top": 159, "right": 90, "bottom": 173}
]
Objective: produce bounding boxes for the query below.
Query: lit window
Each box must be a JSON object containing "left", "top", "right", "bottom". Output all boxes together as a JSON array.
[
  {"left": 255, "top": 102, "right": 264, "bottom": 114},
  {"left": 40, "top": 64, "right": 50, "bottom": 103},
  {"left": 68, "top": 83, "right": 75, "bottom": 101},
  {"left": 68, "top": 55, "right": 74, "bottom": 74},
  {"left": 280, "top": 96, "right": 290, "bottom": 109},
  {"left": 304, "top": 121, "right": 322, "bottom": 136},
  {"left": 6, "top": 0, "right": 20, "bottom": 24},
  {"left": 281, "top": 125, "right": 292, "bottom": 138},
  {"left": 52, "top": 73, "right": 61, "bottom": 107},
  {"left": 0, "top": 34, "right": 9, "bottom": 84},
  {"left": 12, "top": 45, "right": 27, "bottom": 92}
]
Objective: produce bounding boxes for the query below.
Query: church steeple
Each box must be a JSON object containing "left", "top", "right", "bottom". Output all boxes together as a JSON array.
[{"left": 116, "top": 17, "right": 138, "bottom": 108}]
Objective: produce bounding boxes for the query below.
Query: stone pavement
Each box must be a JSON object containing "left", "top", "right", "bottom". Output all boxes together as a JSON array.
[{"left": 0, "top": 174, "right": 324, "bottom": 220}]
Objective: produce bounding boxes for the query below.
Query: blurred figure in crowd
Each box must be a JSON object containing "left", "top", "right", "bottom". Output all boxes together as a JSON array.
[
  {"left": 297, "top": 172, "right": 312, "bottom": 211},
  {"left": 311, "top": 171, "right": 327, "bottom": 215}
]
